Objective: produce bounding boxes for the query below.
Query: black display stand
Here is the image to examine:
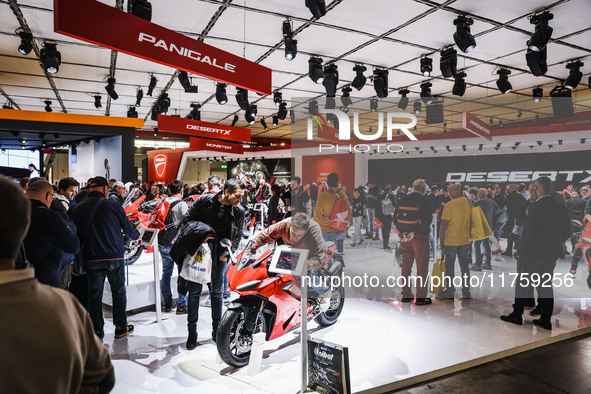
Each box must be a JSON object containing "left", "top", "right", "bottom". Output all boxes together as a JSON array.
[{"left": 307, "top": 338, "right": 351, "bottom": 394}]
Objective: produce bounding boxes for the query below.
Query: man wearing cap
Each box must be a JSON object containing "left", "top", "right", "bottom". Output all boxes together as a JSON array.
[{"left": 71, "top": 176, "right": 140, "bottom": 340}]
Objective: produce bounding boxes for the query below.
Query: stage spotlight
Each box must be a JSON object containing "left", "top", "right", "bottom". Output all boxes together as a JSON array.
[
  {"left": 104, "top": 78, "right": 118, "bottom": 100},
  {"left": 352, "top": 65, "right": 367, "bottom": 91},
  {"left": 128, "top": 0, "right": 152, "bottom": 22},
  {"left": 277, "top": 102, "right": 288, "bottom": 120},
  {"left": 157, "top": 93, "right": 170, "bottom": 114},
  {"left": 550, "top": 84, "right": 573, "bottom": 119},
  {"left": 231, "top": 114, "right": 239, "bottom": 126},
  {"left": 308, "top": 57, "right": 325, "bottom": 84},
  {"left": 526, "top": 47, "right": 547, "bottom": 76},
  {"left": 245, "top": 105, "right": 257, "bottom": 124},
  {"left": 153, "top": 127, "right": 158, "bottom": 137},
  {"left": 273, "top": 91, "right": 283, "bottom": 107},
  {"left": 305, "top": 0, "right": 327, "bottom": 19},
  {"left": 397, "top": 89, "right": 409, "bottom": 110},
  {"left": 17, "top": 30, "right": 33, "bottom": 55},
  {"left": 40, "top": 41, "right": 61, "bottom": 73},
  {"left": 127, "top": 106, "right": 138, "bottom": 118},
  {"left": 147, "top": 75, "right": 157, "bottom": 96},
  {"left": 235, "top": 88, "right": 250, "bottom": 110},
  {"left": 3, "top": 102, "right": 14, "bottom": 109},
  {"left": 323, "top": 64, "right": 339, "bottom": 97},
  {"left": 373, "top": 69, "right": 389, "bottom": 98},
  {"left": 453, "top": 15, "right": 476, "bottom": 53},
  {"left": 135, "top": 88, "right": 143, "bottom": 106},
  {"left": 532, "top": 87, "right": 543, "bottom": 103},
  {"left": 413, "top": 100, "right": 422, "bottom": 115},
  {"left": 44, "top": 100, "right": 52, "bottom": 112},
  {"left": 420, "top": 57, "right": 433, "bottom": 77},
  {"left": 370, "top": 98, "right": 378, "bottom": 112},
  {"left": 528, "top": 11, "right": 553, "bottom": 52},
  {"left": 187, "top": 103, "right": 201, "bottom": 121},
  {"left": 272, "top": 115, "right": 279, "bottom": 126},
  {"left": 420, "top": 82, "right": 433, "bottom": 104},
  {"left": 440, "top": 48, "right": 457, "bottom": 78},
  {"left": 214, "top": 83, "right": 227, "bottom": 105},
  {"left": 564, "top": 61, "right": 583, "bottom": 90},
  {"left": 325, "top": 96, "right": 335, "bottom": 110},
  {"left": 283, "top": 20, "right": 297, "bottom": 60},
  {"left": 178, "top": 71, "right": 198, "bottom": 93},
  {"left": 452, "top": 72, "right": 467, "bottom": 96},
  {"left": 341, "top": 87, "right": 353, "bottom": 108},
  {"left": 260, "top": 118, "right": 268, "bottom": 130},
  {"left": 496, "top": 68, "right": 512, "bottom": 94},
  {"left": 150, "top": 104, "right": 159, "bottom": 121},
  {"left": 308, "top": 100, "right": 318, "bottom": 113},
  {"left": 94, "top": 95, "right": 102, "bottom": 109}
]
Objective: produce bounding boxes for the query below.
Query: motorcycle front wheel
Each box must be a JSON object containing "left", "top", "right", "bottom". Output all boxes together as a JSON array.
[
  {"left": 124, "top": 240, "right": 142, "bottom": 265},
  {"left": 314, "top": 285, "right": 345, "bottom": 326},
  {"left": 217, "top": 309, "right": 265, "bottom": 368}
]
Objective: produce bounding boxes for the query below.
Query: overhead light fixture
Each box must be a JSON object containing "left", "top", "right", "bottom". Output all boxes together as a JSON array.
[
  {"left": 53, "top": 133, "right": 60, "bottom": 140},
  {"left": 308, "top": 100, "right": 318, "bottom": 113},
  {"left": 105, "top": 78, "right": 118, "bottom": 100},
  {"left": 178, "top": 71, "right": 198, "bottom": 93},
  {"left": 532, "top": 87, "right": 543, "bottom": 103},
  {"left": 548, "top": 144, "right": 553, "bottom": 150},
  {"left": 420, "top": 82, "right": 433, "bottom": 104},
  {"left": 40, "top": 41, "right": 61, "bottom": 73},
  {"left": 305, "top": 0, "right": 327, "bottom": 19},
  {"left": 323, "top": 64, "right": 339, "bottom": 97},
  {"left": 352, "top": 65, "right": 367, "bottom": 91},
  {"left": 245, "top": 105, "right": 257, "bottom": 124},
  {"left": 3, "top": 102, "right": 14, "bottom": 109},
  {"left": 341, "top": 87, "right": 353, "bottom": 108},
  {"left": 277, "top": 102, "right": 288, "bottom": 120},
  {"left": 272, "top": 115, "right": 279, "bottom": 126},
  {"left": 527, "top": 11, "right": 553, "bottom": 52},
  {"left": 581, "top": 138, "right": 586, "bottom": 144},
  {"left": 128, "top": 0, "right": 152, "bottom": 22},
  {"left": 517, "top": 110, "right": 523, "bottom": 118},
  {"left": 150, "top": 104, "right": 159, "bottom": 121},
  {"left": 92, "top": 95, "right": 101, "bottom": 109},
  {"left": 413, "top": 100, "right": 422, "bottom": 115},
  {"left": 440, "top": 48, "right": 458, "bottom": 78},
  {"left": 526, "top": 47, "right": 547, "bottom": 76},
  {"left": 373, "top": 69, "right": 389, "bottom": 98},
  {"left": 496, "top": 68, "right": 512, "bottom": 94},
  {"left": 564, "top": 61, "right": 583, "bottom": 90},
  {"left": 135, "top": 88, "right": 143, "bottom": 106},
  {"left": 17, "top": 30, "right": 33, "bottom": 55},
  {"left": 153, "top": 127, "right": 158, "bottom": 136},
  {"left": 494, "top": 143, "right": 501, "bottom": 151},
  {"left": 44, "top": 100, "right": 52, "bottom": 112},
  {"left": 325, "top": 96, "right": 335, "bottom": 110},
  {"left": 282, "top": 20, "right": 297, "bottom": 61},
  {"left": 453, "top": 15, "right": 476, "bottom": 53},
  {"left": 550, "top": 84, "right": 574, "bottom": 119},
  {"left": 397, "top": 89, "right": 409, "bottom": 110},
  {"left": 147, "top": 75, "right": 157, "bottom": 96},
  {"left": 260, "top": 118, "right": 268, "bottom": 130},
  {"left": 187, "top": 103, "right": 201, "bottom": 121},
  {"left": 478, "top": 144, "right": 483, "bottom": 152},
  {"left": 127, "top": 106, "right": 138, "bottom": 118},
  {"left": 273, "top": 91, "right": 283, "bottom": 107},
  {"left": 420, "top": 57, "right": 433, "bottom": 77},
  {"left": 535, "top": 114, "right": 540, "bottom": 121},
  {"left": 452, "top": 72, "right": 467, "bottom": 96},
  {"left": 537, "top": 141, "right": 543, "bottom": 146},
  {"left": 308, "top": 57, "right": 325, "bottom": 84},
  {"left": 235, "top": 88, "right": 249, "bottom": 110},
  {"left": 231, "top": 114, "right": 239, "bottom": 126},
  {"left": 157, "top": 93, "right": 170, "bottom": 114},
  {"left": 369, "top": 98, "right": 378, "bottom": 112},
  {"left": 215, "top": 83, "right": 227, "bottom": 105}
]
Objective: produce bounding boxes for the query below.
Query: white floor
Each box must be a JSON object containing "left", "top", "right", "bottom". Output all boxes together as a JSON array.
[{"left": 101, "top": 237, "right": 591, "bottom": 393}]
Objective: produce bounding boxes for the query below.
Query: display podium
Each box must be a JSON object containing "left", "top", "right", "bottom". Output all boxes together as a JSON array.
[{"left": 137, "top": 227, "right": 162, "bottom": 324}]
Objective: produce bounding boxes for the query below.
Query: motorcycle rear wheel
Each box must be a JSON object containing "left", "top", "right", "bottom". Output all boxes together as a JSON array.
[
  {"left": 217, "top": 309, "right": 265, "bottom": 368},
  {"left": 314, "top": 285, "right": 345, "bottom": 326}
]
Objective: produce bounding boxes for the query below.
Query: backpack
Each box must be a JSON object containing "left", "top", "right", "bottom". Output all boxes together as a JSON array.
[
  {"left": 394, "top": 195, "right": 422, "bottom": 233},
  {"left": 381, "top": 195, "right": 395, "bottom": 216},
  {"left": 328, "top": 191, "right": 350, "bottom": 231},
  {"left": 148, "top": 199, "right": 182, "bottom": 244}
]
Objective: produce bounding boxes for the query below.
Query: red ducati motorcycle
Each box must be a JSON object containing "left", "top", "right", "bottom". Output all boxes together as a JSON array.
[
  {"left": 216, "top": 240, "right": 346, "bottom": 368},
  {"left": 574, "top": 219, "right": 591, "bottom": 289}
]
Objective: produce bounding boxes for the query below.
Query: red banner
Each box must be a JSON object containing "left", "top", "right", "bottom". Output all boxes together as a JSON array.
[
  {"left": 158, "top": 115, "right": 251, "bottom": 142},
  {"left": 54, "top": 0, "right": 272, "bottom": 95},
  {"left": 462, "top": 110, "right": 493, "bottom": 141},
  {"left": 193, "top": 137, "right": 244, "bottom": 154}
]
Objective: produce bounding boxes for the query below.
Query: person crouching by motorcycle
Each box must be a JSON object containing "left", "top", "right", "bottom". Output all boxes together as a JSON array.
[{"left": 182, "top": 179, "right": 245, "bottom": 350}]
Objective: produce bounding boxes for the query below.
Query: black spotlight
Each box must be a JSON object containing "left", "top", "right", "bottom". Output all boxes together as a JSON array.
[
  {"left": 370, "top": 98, "right": 378, "bottom": 112},
  {"left": 277, "top": 102, "right": 288, "bottom": 120},
  {"left": 413, "top": 100, "right": 422, "bottom": 115},
  {"left": 453, "top": 15, "right": 476, "bottom": 53},
  {"left": 440, "top": 48, "right": 457, "bottom": 78},
  {"left": 44, "top": 100, "right": 52, "bottom": 112},
  {"left": 17, "top": 30, "right": 33, "bottom": 55},
  {"left": 352, "top": 64, "right": 367, "bottom": 91},
  {"left": 245, "top": 105, "right": 257, "bottom": 124},
  {"left": 305, "top": 0, "right": 327, "bottom": 19},
  {"left": 128, "top": 0, "right": 152, "bottom": 22},
  {"left": 496, "top": 68, "right": 512, "bottom": 94},
  {"left": 397, "top": 89, "right": 409, "bottom": 110},
  {"left": 260, "top": 118, "right": 268, "bottom": 130},
  {"left": 550, "top": 84, "right": 573, "bottom": 119},
  {"left": 231, "top": 114, "right": 239, "bottom": 126},
  {"left": 532, "top": 87, "right": 543, "bottom": 103},
  {"left": 136, "top": 88, "right": 143, "bottom": 107},
  {"left": 94, "top": 95, "right": 102, "bottom": 109},
  {"left": 151, "top": 104, "right": 159, "bottom": 121},
  {"left": 215, "top": 83, "right": 227, "bottom": 105},
  {"left": 153, "top": 127, "right": 158, "bottom": 137},
  {"left": 283, "top": 20, "right": 297, "bottom": 61},
  {"left": 565, "top": 61, "right": 584, "bottom": 90},
  {"left": 323, "top": 64, "right": 339, "bottom": 97},
  {"left": 157, "top": 93, "right": 170, "bottom": 114},
  {"left": 308, "top": 100, "right": 319, "bottom": 113},
  {"left": 420, "top": 82, "right": 433, "bottom": 104},
  {"left": 3, "top": 102, "right": 14, "bottom": 109},
  {"left": 235, "top": 88, "right": 250, "bottom": 110},
  {"left": 127, "top": 106, "right": 138, "bottom": 118},
  {"left": 452, "top": 72, "right": 467, "bottom": 96},
  {"left": 420, "top": 57, "right": 433, "bottom": 77},
  {"left": 373, "top": 69, "right": 389, "bottom": 98},
  {"left": 528, "top": 11, "right": 553, "bottom": 52},
  {"left": 178, "top": 71, "right": 198, "bottom": 93},
  {"left": 147, "top": 75, "right": 157, "bottom": 96},
  {"left": 325, "top": 96, "right": 336, "bottom": 110},
  {"left": 341, "top": 87, "right": 353, "bottom": 108},
  {"left": 104, "top": 78, "right": 118, "bottom": 100},
  {"left": 308, "top": 57, "right": 325, "bottom": 84},
  {"left": 40, "top": 41, "right": 61, "bottom": 74},
  {"left": 272, "top": 115, "right": 279, "bottom": 126},
  {"left": 526, "top": 47, "right": 547, "bottom": 76},
  {"left": 273, "top": 91, "right": 283, "bottom": 107},
  {"left": 187, "top": 103, "right": 201, "bottom": 121}
]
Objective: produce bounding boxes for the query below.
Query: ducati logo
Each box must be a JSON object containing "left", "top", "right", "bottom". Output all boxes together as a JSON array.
[{"left": 154, "top": 154, "right": 167, "bottom": 178}]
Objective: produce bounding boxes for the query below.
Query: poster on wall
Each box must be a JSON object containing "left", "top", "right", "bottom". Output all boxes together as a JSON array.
[
  {"left": 93, "top": 136, "right": 122, "bottom": 181},
  {"left": 227, "top": 158, "right": 291, "bottom": 186},
  {"left": 307, "top": 338, "right": 351, "bottom": 394},
  {"left": 69, "top": 141, "right": 94, "bottom": 185}
]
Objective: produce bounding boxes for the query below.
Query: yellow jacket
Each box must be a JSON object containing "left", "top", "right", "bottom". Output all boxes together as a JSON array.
[{"left": 313, "top": 187, "right": 351, "bottom": 232}]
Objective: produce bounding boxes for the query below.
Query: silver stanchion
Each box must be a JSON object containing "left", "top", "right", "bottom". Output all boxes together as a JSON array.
[
  {"left": 300, "top": 275, "right": 307, "bottom": 393},
  {"left": 153, "top": 232, "right": 162, "bottom": 323}
]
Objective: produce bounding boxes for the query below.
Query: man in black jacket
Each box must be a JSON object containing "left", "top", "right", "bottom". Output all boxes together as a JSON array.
[
  {"left": 377, "top": 185, "right": 396, "bottom": 250},
  {"left": 71, "top": 176, "right": 140, "bottom": 340},
  {"left": 182, "top": 179, "right": 245, "bottom": 349},
  {"left": 501, "top": 177, "right": 571, "bottom": 330},
  {"left": 502, "top": 184, "right": 528, "bottom": 256}
]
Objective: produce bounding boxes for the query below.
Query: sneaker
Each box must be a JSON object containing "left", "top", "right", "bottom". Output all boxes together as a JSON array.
[
  {"left": 481, "top": 263, "right": 493, "bottom": 270},
  {"left": 223, "top": 297, "right": 231, "bottom": 306},
  {"left": 95, "top": 329, "right": 104, "bottom": 341},
  {"left": 415, "top": 297, "right": 432, "bottom": 306},
  {"left": 533, "top": 318, "right": 552, "bottom": 330},
  {"left": 529, "top": 306, "right": 541, "bottom": 316},
  {"left": 163, "top": 302, "right": 174, "bottom": 312},
  {"left": 186, "top": 331, "right": 197, "bottom": 350},
  {"left": 176, "top": 304, "right": 188, "bottom": 315},
  {"left": 500, "top": 313, "right": 523, "bottom": 326},
  {"left": 114, "top": 324, "right": 134, "bottom": 338},
  {"left": 570, "top": 263, "right": 577, "bottom": 275},
  {"left": 469, "top": 264, "right": 482, "bottom": 271},
  {"left": 401, "top": 296, "right": 414, "bottom": 303},
  {"left": 200, "top": 298, "right": 212, "bottom": 307}
]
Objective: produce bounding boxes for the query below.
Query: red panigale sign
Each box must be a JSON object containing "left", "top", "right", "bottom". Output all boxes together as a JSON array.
[
  {"left": 462, "top": 110, "right": 493, "bottom": 141},
  {"left": 54, "top": 0, "right": 272, "bottom": 95},
  {"left": 158, "top": 115, "right": 251, "bottom": 142},
  {"left": 154, "top": 154, "right": 167, "bottom": 178},
  {"left": 194, "top": 138, "right": 244, "bottom": 155}
]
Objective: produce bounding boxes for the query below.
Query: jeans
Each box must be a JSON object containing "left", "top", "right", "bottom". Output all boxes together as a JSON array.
[
  {"left": 322, "top": 230, "right": 345, "bottom": 253},
  {"left": 86, "top": 260, "right": 127, "bottom": 331},
  {"left": 570, "top": 221, "right": 583, "bottom": 264},
  {"left": 187, "top": 256, "right": 225, "bottom": 333},
  {"left": 352, "top": 216, "right": 363, "bottom": 244},
  {"left": 473, "top": 238, "right": 491, "bottom": 265},
  {"left": 160, "top": 245, "right": 187, "bottom": 307},
  {"left": 513, "top": 254, "right": 557, "bottom": 321},
  {"left": 366, "top": 208, "right": 375, "bottom": 235},
  {"left": 401, "top": 235, "right": 430, "bottom": 298},
  {"left": 443, "top": 244, "right": 471, "bottom": 291},
  {"left": 381, "top": 215, "right": 392, "bottom": 247}
]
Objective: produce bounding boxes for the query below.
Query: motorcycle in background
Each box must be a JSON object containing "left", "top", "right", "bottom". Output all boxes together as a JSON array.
[
  {"left": 122, "top": 190, "right": 149, "bottom": 265},
  {"left": 573, "top": 219, "right": 591, "bottom": 289}
]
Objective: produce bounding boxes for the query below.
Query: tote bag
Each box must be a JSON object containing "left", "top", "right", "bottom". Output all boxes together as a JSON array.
[
  {"left": 430, "top": 254, "right": 446, "bottom": 295},
  {"left": 467, "top": 199, "right": 493, "bottom": 241},
  {"left": 180, "top": 243, "right": 212, "bottom": 285}
]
